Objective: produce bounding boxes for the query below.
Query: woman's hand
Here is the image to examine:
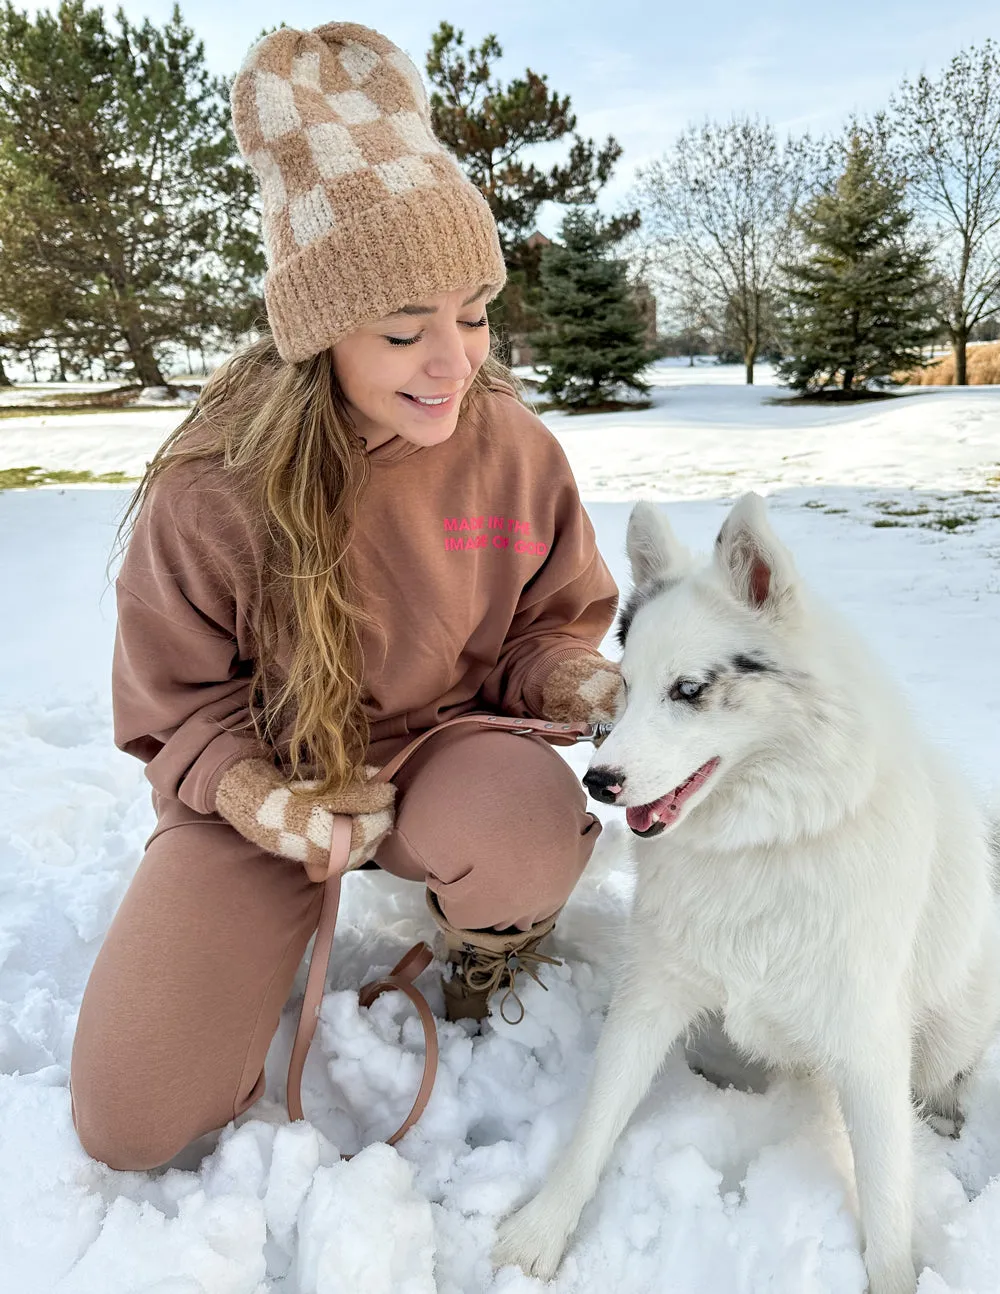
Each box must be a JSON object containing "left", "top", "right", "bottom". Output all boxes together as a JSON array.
[
  {"left": 540, "top": 655, "right": 622, "bottom": 736},
  {"left": 215, "top": 759, "right": 395, "bottom": 882}
]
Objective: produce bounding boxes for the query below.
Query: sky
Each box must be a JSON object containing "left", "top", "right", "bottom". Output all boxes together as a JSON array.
[{"left": 19, "top": 0, "right": 1000, "bottom": 230}]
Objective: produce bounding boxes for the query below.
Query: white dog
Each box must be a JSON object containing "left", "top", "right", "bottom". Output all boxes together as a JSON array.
[{"left": 494, "top": 494, "right": 1000, "bottom": 1294}]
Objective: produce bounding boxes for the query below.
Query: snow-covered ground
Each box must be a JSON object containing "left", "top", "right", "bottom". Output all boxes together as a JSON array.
[{"left": 2, "top": 364, "right": 1000, "bottom": 1292}]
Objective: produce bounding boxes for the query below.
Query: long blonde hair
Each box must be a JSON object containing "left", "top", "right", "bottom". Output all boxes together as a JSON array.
[{"left": 116, "top": 331, "right": 518, "bottom": 798}]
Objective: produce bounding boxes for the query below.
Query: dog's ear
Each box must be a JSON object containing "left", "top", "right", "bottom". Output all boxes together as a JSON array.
[
  {"left": 714, "top": 493, "right": 796, "bottom": 614},
  {"left": 626, "top": 502, "right": 692, "bottom": 588}
]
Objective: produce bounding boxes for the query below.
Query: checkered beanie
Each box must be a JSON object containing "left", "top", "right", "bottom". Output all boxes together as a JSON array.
[{"left": 231, "top": 22, "right": 507, "bottom": 363}]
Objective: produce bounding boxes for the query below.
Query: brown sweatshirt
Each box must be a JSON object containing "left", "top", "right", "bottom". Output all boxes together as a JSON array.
[{"left": 112, "top": 385, "right": 619, "bottom": 816}]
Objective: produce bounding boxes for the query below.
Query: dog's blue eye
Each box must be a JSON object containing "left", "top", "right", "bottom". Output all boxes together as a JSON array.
[{"left": 670, "top": 679, "right": 705, "bottom": 702}]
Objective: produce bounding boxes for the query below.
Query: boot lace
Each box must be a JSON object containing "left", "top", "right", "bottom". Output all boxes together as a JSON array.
[{"left": 462, "top": 943, "right": 562, "bottom": 1025}]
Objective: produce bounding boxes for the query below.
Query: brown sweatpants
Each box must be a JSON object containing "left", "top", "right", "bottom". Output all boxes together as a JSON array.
[{"left": 71, "top": 724, "right": 600, "bottom": 1171}]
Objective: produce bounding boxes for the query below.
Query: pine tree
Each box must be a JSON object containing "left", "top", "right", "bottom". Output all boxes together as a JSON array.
[
  {"left": 425, "top": 23, "right": 630, "bottom": 348},
  {"left": 0, "top": 1, "right": 263, "bottom": 385},
  {"left": 778, "top": 133, "right": 936, "bottom": 393},
  {"left": 531, "top": 211, "right": 653, "bottom": 410}
]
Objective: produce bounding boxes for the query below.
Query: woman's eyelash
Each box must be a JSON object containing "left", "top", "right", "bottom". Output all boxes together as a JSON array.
[{"left": 385, "top": 317, "right": 489, "bottom": 347}]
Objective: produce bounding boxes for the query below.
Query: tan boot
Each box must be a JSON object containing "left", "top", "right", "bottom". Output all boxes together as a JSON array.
[{"left": 425, "top": 890, "right": 562, "bottom": 1024}]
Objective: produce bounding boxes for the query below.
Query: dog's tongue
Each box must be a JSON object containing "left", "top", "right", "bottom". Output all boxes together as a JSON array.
[
  {"left": 625, "top": 758, "right": 720, "bottom": 834},
  {"left": 626, "top": 794, "right": 680, "bottom": 833}
]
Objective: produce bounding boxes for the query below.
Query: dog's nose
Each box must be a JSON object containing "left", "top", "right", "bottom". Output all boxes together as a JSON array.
[{"left": 583, "top": 766, "right": 626, "bottom": 804}]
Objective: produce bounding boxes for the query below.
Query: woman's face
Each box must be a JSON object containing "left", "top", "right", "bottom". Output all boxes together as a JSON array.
[{"left": 332, "top": 284, "right": 493, "bottom": 451}]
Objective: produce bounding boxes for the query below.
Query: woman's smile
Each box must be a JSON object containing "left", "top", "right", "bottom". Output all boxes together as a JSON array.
[{"left": 398, "top": 390, "right": 461, "bottom": 417}]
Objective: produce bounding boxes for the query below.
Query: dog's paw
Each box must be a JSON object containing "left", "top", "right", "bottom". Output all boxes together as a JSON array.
[
  {"left": 493, "top": 1196, "right": 572, "bottom": 1280},
  {"left": 927, "top": 1110, "right": 964, "bottom": 1139}
]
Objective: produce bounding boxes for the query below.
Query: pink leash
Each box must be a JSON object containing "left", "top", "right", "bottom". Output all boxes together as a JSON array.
[{"left": 286, "top": 713, "right": 597, "bottom": 1152}]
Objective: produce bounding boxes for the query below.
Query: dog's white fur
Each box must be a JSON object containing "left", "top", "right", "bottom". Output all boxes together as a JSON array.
[{"left": 494, "top": 495, "right": 1000, "bottom": 1294}]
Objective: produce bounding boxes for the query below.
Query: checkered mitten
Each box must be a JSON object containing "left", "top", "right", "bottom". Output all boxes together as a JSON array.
[
  {"left": 215, "top": 758, "right": 395, "bottom": 883},
  {"left": 540, "top": 655, "right": 622, "bottom": 736}
]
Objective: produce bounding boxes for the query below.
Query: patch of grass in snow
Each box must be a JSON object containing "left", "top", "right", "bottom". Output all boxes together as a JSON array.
[
  {"left": 873, "top": 503, "right": 932, "bottom": 518},
  {"left": 922, "top": 512, "right": 981, "bottom": 531},
  {"left": 867, "top": 498, "right": 986, "bottom": 532},
  {"left": 0, "top": 465, "right": 137, "bottom": 490},
  {"left": 0, "top": 404, "right": 169, "bottom": 419},
  {"left": 0, "top": 382, "right": 201, "bottom": 415},
  {"left": 802, "top": 499, "right": 848, "bottom": 514}
]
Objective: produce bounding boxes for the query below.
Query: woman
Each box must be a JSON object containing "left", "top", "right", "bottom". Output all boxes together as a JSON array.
[{"left": 70, "top": 20, "right": 621, "bottom": 1173}]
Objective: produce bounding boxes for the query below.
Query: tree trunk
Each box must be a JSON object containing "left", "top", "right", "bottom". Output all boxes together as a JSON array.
[
  {"left": 843, "top": 367, "right": 855, "bottom": 392},
  {"left": 55, "top": 342, "right": 68, "bottom": 382},
  {"left": 108, "top": 252, "right": 167, "bottom": 386},
  {"left": 0, "top": 353, "right": 12, "bottom": 387},
  {"left": 124, "top": 317, "right": 167, "bottom": 385},
  {"left": 744, "top": 314, "right": 757, "bottom": 385},
  {"left": 952, "top": 330, "right": 968, "bottom": 386}
]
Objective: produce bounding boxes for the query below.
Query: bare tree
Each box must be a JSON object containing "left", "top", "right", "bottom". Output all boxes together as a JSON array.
[
  {"left": 633, "top": 117, "right": 812, "bottom": 384},
  {"left": 661, "top": 276, "right": 714, "bottom": 366},
  {"left": 890, "top": 41, "right": 1000, "bottom": 385}
]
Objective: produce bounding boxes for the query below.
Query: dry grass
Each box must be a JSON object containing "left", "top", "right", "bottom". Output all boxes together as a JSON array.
[
  {"left": 903, "top": 342, "right": 1000, "bottom": 385},
  {"left": 0, "top": 466, "right": 137, "bottom": 490}
]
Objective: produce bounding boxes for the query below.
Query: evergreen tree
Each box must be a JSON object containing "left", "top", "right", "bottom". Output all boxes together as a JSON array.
[
  {"left": 531, "top": 210, "right": 653, "bottom": 410},
  {"left": 0, "top": 108, "right": 97, "bottom": 380},
  {"left": 0, "top": 1, "right": 263, "bottom": 385},
  {"left": 425, "top": 23, "right": 630, "bottom": 348},
  {"left": 778, "top": 133, "right": 936, "bottom": 393}
]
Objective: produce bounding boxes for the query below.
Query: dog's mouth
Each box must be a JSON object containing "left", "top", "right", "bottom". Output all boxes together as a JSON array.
[{"left": 625, "top": 758, "right": 720, "bottom": 837}]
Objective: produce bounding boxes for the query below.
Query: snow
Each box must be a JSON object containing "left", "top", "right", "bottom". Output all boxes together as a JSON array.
[
  {"left": 0, "top": 408, "right": 180, "bottom": 477},
  {"left": 1, "top": 364, "right": 1000, "bottom": 1292},
  {"left": 0, "top": 381, "right": 126, "bottom": 406}
]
